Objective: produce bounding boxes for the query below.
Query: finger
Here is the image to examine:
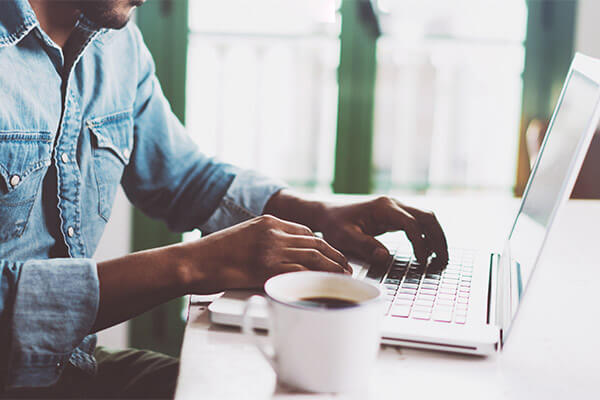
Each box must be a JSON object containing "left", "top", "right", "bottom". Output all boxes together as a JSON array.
[
  {"left": 401, "top": 205, "right": 449, "bottom": 264},
  {"left": 271, "top": 217, "right": 315, "bottom": 237},
  {"left": 283, "top": 234, "right": 350, "bottom": 271},
  {"left": 282, "top": 248, "right": 346, "bottom": 274},
  {"left": 403, "top": 220, "right": 430, "bottom": 264},
  {"left": 345, "top": 228, "right": 391, "bottom": 264},
  {"left": 278, "top": 264, "right": 309, "bottom": 274},
  {"left": 382, "top": 206, "right": 430, "bottom": 263}
]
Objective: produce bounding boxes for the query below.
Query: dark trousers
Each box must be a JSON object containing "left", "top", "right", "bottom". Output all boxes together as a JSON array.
[{"left": 4, "top": 347, "right": 180, "bottom": 399}]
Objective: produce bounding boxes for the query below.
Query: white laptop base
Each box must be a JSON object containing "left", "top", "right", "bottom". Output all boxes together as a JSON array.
[{"left": 208, "top": 240, "right": 501, "bottom": 356}]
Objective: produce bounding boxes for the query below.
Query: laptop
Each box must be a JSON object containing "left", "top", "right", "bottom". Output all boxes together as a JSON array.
[{"left": 208, "top": 53, "right": 600, "bottom": 355}]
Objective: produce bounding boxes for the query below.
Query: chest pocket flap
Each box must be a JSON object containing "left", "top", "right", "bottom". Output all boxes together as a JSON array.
[
  {"left": 86, "top": 110, "right": 134, "bottom": 221},
  {"left": 0, "top": 131, "right": 53, "bottom": 194},
  {"left": 0, "top": 131, "right": 53, "bottom": 242},
  {"left": 86, "top": 110, "right": 134, "bottom": 165}
]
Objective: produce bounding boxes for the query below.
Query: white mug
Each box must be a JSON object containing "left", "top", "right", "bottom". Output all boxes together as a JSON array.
[{"left": 242, "top": 271, "right": 384, "bottom": 394}]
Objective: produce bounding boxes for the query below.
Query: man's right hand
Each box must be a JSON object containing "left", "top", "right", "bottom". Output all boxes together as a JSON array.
[{"left": 180, "top": 215, "right": 351, "bottom": 293}]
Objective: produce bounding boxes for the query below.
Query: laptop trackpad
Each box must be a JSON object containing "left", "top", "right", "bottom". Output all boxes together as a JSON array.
[
  {"left": 208, "top": 290, "right": 269, "bottom": 330},
  {"left": 208, "top": 258, "right": 372, "bottom": 330}
]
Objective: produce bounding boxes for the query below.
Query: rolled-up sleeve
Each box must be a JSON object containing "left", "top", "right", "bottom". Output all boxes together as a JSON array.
[
  {"left": 199, "top": 169, "right": 286, "bottom": 234},
  {"left": 2, "top": 258, "right": 99, "bottom": 389},
  {"left": 121, "top": 25, "right": 286, "bottom": 234}
]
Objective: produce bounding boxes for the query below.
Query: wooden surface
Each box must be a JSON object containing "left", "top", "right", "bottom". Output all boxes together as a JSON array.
[{"left": 175, "top": 194, "right": 600, "bottom": 399}]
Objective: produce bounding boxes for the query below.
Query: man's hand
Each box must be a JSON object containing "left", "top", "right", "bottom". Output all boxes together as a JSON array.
[
  {"left": 316, "top": 197, "right": 448, "bottom": 266},
  {"left": 181, "top": 215, "right": 351, "bottom": 292},
  {"left": 94, "top": 214, "right": 349, "bottom": 332},
  {"left": 264, "top": 191, "right": 449, "bottom": 267}
]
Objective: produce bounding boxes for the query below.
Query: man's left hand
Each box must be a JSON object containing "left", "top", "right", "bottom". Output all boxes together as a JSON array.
[{"left": 264, "top": 191, "right": 449, "bottom": 267}]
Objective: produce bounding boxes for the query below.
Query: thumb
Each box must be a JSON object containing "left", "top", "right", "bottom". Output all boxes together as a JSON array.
[{"left": 347, "top": 229, "right": 390, "bottom": 264}]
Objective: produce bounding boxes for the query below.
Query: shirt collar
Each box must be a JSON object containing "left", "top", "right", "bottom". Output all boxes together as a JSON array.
[
  {"left": 0, "top": 0, "right": 105, "bottom": 49},
  {"left": 0, "top": 0, "right": 38, "bottom": 47}
]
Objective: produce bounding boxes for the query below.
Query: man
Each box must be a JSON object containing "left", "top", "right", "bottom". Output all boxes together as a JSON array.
[{"left": 0, "top": 0, "right": 448, "bottom": 397}]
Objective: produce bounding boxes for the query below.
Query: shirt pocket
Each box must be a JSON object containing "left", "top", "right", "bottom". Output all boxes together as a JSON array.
[
  {"left": 86, "top": 110, "right": 134, "bottom": 221},
  {"left": 0, "top": 131, "right": 53, "bottom": 242}
]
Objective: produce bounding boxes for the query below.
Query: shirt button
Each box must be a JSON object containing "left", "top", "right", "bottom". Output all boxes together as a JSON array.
[
  {"left": 61, "top": 153, "right": 69, "bottom": 163},
  {"left": 9, "top": 175, "right": 20, "bottom": 187},
  {"left": 67, "top": 226, "right": 75, "bottom": 237},
  {"left": 122, "top": 149, "right": 130, "bottom": 159}
]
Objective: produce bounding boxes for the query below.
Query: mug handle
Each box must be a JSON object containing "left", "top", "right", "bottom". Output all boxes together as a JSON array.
[{"left": 242, "top": 295, "right": 277, "bottom": 370}]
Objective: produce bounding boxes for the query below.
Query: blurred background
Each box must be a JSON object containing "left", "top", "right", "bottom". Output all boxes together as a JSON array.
[{"left": 94, "top": 0, "right": 600, "bottom": 356}]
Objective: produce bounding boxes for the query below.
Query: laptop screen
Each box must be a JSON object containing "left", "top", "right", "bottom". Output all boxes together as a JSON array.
[{"left": 505, "top": 69, "right": 599, "bottom": 318}]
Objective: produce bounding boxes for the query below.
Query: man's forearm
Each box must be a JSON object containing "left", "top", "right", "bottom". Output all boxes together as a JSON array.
[{"left": 92, "top": 242, "right": 213, "bottom": 333}]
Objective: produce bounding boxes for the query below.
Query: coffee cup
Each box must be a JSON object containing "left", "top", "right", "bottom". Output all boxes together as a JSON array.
[{"left": 242, "top": 271, "right": 383, "bottom": 394}]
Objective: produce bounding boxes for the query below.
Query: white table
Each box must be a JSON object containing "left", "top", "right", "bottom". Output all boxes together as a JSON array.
[{"left": 174, "top": 195, "right": 600, "bottom": 399}]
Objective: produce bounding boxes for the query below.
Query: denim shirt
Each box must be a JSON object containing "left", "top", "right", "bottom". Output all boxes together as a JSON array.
[{"left": 0, "top": 0, "right": 284, "bottom": 389}]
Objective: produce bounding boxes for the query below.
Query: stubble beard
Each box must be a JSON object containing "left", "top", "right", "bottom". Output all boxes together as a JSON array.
[{"left": 77, "top": 0, "right": 141, "bottom": 29}]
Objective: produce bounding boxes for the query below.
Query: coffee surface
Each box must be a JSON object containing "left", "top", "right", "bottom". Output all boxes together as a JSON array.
[{"left": 292, "top": 296, "right": 359, "bottom": 309}]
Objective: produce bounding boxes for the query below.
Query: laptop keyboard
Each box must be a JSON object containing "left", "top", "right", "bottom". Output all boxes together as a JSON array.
[{"left": 383, "top": 249, "right": 474, "bottom": 324}]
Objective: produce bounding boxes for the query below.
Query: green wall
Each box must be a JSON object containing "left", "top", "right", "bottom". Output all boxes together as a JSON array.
[
  {"left": 333, "top": 0, "right": 380, "bottom": 194},
  {"left": 130, "top": 0, "right": 189, "bottom": 357}
]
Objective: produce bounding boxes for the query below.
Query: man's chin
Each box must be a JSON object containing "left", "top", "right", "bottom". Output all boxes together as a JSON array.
[
  {"left": 87, "top": 13, "right": 132, "bottom": 30},
  {"left": 79, "top": 0, "right": 139, "bottom": 30}
]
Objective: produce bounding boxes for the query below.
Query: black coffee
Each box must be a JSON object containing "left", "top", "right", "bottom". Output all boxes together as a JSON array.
[{"left": 292, "top": 296, "right": 359, "bottom": 309}]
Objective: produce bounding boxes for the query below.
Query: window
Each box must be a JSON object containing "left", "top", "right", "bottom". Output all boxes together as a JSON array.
[
  {"left": 186, "top": 0, "right": 340, "bottom": 191},
  {"left": 186, "top": 1, "right": 527, "bottom": 196},
  {"left": 373, "top": 0, "right": 527, "bottom": 194}
]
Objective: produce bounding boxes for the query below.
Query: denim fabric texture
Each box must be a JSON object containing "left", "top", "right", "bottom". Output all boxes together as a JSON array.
[{"left": 0, "top": 0, "right": 285, "bottom": 390}]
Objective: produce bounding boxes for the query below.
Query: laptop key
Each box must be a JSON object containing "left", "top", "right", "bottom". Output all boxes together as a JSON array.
[
  {"left": 387, "top": 272, "right": 404, "bottom": 280},
  {"left": 413, "top": 302, "right": 432, "bottom": 311},
  {"left": 445, "top": 266, "right": 461, "bottom": 273},
  {"left": 415, "top": 299, "right": 434, "bottom": 308},
  {"left": 419, "top": 288, "right": 437, "bottom": 296},
  {"left": 412, "top": 311, "right": 431, "bottom": 320},
  {"left": 391, "top": 305, "right": 411, "bottom": 318},
  {"left": 432, "top": 312, "right": 453, "bottom": 323},
  {"left": 417, "top": 292, "right": 435, "bottom": 300},
  {"left": 396, "top": 294, "right": 415, "bottom": 301},
  {"left": 443, "top": 272, "right": 460, "bottom": 278},
  {"left": 439, "top": 288, "right": 456, "bottom": 296},
  {"left": 398, "top": 288, "right": 417, "bottom": 295},
  {"left": 401, "top": 283, "right": 419, "bottom": 290},
  {"left": 442, "top": 277, "right": 460, "bottom": 285},
  {"left": 438, "top": 293, "right": 455, "bottom": 301},
  {"left": 384, "top": 278, "right": 400, "bottom": 285},
  {"left": 394, "top": 298, "right": 413, "bottom": 306}
]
